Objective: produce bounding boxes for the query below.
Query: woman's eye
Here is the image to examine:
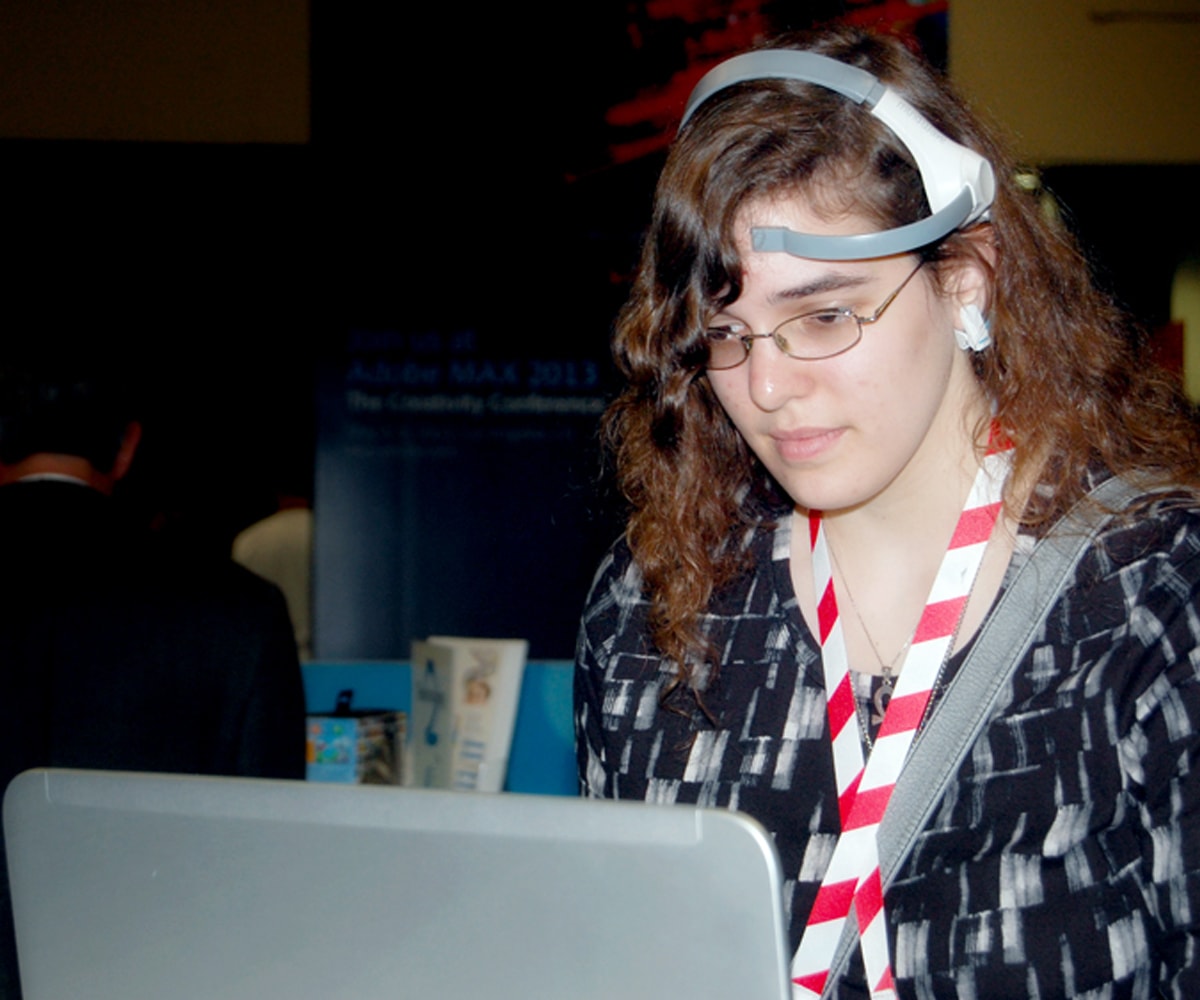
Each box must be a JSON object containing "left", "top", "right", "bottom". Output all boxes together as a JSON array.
[
  {"left": 706, "top": 324, "right": 743, "bottom": 342},
  {"left": 804, "top": 310, "right": 849, "bottom": 328}
]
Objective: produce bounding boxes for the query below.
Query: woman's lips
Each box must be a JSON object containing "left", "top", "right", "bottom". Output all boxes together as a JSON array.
[{"left": 770, "top": 427, "right": 845, "bottom": 462}]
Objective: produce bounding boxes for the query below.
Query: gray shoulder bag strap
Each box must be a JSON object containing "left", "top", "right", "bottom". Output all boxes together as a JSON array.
[{"left": 821, "top": 475, "right": 1141, "bottom": 995}]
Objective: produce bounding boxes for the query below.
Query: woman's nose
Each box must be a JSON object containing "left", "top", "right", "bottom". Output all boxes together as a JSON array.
[{"left": 746, "top": 334, "right": 810, "bottom": 411}]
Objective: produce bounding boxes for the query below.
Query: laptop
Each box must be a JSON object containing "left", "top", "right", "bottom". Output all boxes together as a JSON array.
[{"left": 4, "top": 769, "right": 790, "bottom": 999}]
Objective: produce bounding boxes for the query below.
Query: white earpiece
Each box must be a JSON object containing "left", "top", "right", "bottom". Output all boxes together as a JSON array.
[{"left": 954, "top": 303, "right": 991, "bottom": 352}]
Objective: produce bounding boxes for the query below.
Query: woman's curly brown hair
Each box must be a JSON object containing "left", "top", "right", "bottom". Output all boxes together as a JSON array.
[{"left": 605, "top": 26, "right": 1200, "bottom": 682}]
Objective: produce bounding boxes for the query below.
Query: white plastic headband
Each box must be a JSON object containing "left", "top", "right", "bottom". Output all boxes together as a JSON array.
[{"left": 681, "top": 50, "right": 996, "bottom": 261}]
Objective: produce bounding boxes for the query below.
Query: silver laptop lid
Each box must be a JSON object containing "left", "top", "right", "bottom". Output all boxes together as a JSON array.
[{"left": 4, "top": 769, "right": 790, "bottom": 1000}]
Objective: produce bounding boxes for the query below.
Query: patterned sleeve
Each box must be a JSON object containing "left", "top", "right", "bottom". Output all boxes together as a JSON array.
[
  {"left": 574, "top": 543, "right": 626, "bottom": 799},
  {"left": 1121, "top": 522, "right": 1200, "bottom": 996}
]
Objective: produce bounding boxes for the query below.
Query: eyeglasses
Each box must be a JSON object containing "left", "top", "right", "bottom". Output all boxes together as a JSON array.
[{"left": 703, "top": 261, "right": 926, "bottom": 370}]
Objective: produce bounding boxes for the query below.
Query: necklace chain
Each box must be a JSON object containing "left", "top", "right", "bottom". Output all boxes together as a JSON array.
[
  {"left": 826, "top": 541, "right": 914, "bottom": 673},
  {"left": 826, "top": 538, "right": 915, "bottom": 742}
]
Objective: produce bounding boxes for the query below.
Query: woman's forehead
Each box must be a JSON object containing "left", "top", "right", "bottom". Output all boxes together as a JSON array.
[
  {"left": 732, "top": 192, "right": 888, "bottom": 257},
  {"left": 728, "top": 197, "right": 908, "bottom": 297}
]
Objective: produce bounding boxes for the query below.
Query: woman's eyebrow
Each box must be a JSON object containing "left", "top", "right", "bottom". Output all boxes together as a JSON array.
[{"left": 770, "top": 273, "right": 871, "bottom": 305}]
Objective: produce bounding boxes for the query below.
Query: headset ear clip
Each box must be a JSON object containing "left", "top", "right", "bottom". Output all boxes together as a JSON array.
[{"left": 954, "top": 303, "right": 991, "bottom": 352}]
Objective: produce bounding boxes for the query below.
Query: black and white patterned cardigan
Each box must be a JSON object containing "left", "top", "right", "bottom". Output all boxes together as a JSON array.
[{"left": 575, "top": 494, "right": 1200, "bottom": 999}]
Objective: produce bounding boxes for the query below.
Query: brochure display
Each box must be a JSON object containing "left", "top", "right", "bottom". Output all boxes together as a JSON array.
[{"left": 410, "top": 636, "right": 527, "bottom": 792}]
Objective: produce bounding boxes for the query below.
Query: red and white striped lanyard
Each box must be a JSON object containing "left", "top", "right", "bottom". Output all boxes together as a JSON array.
[{"left": 791, "top": 446, "right": 1010, "bottom": 1000}]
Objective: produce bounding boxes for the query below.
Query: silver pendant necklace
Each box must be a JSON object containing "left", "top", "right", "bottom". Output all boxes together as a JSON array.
[{"left": 827, "top": 542, "right": 914, "bottom": 746}]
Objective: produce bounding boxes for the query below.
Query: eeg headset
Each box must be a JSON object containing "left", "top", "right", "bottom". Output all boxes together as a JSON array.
[{"left": 681, "top": 50, "right": 996, "bottom": 263}]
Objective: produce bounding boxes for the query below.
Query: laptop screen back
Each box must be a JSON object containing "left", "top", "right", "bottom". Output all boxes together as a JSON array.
[{"left": 4, "top": 769, "right": 790, "bottom": 1000}]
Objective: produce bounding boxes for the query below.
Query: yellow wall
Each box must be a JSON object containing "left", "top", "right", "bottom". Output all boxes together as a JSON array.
[
  {"left": 953, "top": 0, "right": 1200, "bottom": 398},
  {"left": 1174, "top": 257, "right": 1200, "bottom": 401},
  {"left": 950, "top": 0, "right": 1200, "bottom": 165},
  {"left": 0, "top": 1, "right": 308, "bottom": 143}
]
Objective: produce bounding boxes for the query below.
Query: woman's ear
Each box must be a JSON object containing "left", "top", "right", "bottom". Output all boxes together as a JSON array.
[
  {"left": 954, "top": 303, "right": 991, "bottom": 352},
  {"left": 945, "top": 225, "right": 996, "bottom": 352}
]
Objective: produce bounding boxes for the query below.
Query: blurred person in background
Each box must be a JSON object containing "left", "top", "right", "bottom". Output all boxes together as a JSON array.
[{"left": 0, "top": 341, "right": 305, "bottom": 997}]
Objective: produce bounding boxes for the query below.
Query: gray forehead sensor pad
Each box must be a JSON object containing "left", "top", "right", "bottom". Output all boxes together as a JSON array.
[{"left": 681, "top": 50, "right": 996, "bottom": 261}]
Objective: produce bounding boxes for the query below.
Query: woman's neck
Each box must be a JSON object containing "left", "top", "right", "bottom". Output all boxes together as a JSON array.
[{"left": 790, "top": 408, "right": 1015, "bottom": 673}]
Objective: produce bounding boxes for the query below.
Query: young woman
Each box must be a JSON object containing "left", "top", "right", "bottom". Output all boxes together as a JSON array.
[{"left": 575, "top": 26, "right": 1200, "bottom": 1000}]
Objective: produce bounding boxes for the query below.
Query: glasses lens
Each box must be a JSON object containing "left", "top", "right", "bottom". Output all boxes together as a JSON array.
[
  {"left": 705, "top": 331, "right": 747, "bottom": 370},
  {"left": 776, "top": 311, "right": 860, "bottom": 360}
]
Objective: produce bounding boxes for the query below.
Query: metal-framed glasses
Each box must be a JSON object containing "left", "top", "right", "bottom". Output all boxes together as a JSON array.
[{"left": 704, "top": 261, "right": 925, "bottom": 370}]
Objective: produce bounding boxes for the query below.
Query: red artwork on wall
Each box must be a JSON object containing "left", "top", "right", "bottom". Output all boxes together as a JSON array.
[{"left": 590, "top": 0, "right": 948, "bottom": 172}]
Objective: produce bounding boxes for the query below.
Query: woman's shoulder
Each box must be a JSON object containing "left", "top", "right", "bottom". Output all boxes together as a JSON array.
[
  {"left": 578, "top": 520, "right": 788, "bottom": 648},
  {"left": 579, "top": 535, "right": 644, "bottom": 620},
  {"left": 1021, "top": 473, "right": 1200, "bottom": 564},
  {"left": 1080, "top": 480, "right": 1200, "bottom": 577},
  {"left": 586, "top": 520, "right": 783, "bottom": 599},
  {"left": 1019, "top": 481, "right": 1200, "bottom": 631},
  {"left": 1019, "top": 482, "right": 1200, "bottom": 705}
]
